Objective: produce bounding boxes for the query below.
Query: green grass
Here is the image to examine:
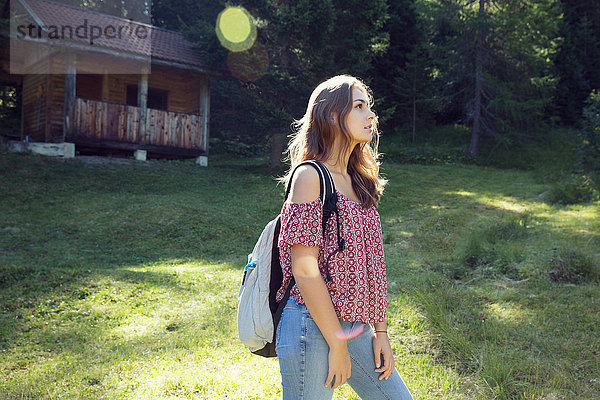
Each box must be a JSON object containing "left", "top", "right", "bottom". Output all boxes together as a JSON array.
[{"left": 1, "top": 152, "right": 599, "bottom": 399}]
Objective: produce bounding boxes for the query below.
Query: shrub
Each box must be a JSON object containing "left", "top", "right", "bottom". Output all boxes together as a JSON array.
[
  {"left": 414, "top": 211, "right": 468, "bottom": 252},
  {"left": 548, "top": 250, "right": 598, "bottom": 284},
  {"left": 381, "top": 144, "right": 470, "bottom": 165},
  {"left": 543, "top": 174, "right": 599, "bottom": 205},
  {"left": 452, "top": 214, "right": 529, "bottom": 279},
  {"left": 209, "top": 137, "right": 266, "bottom": 157}
]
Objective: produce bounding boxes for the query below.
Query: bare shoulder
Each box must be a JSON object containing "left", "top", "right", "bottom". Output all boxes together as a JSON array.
[{"left": 288, "top": 164, "right": 320, "bottom": 204}]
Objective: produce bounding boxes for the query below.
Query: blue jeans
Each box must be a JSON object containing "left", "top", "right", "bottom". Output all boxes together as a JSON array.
[{"left": 276, "top": 298, "right": 414, "bottom": 400}]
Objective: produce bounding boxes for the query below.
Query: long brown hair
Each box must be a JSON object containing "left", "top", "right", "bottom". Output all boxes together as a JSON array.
[{"left": 281, "top": 75, "right": 386, "bottom": 208}]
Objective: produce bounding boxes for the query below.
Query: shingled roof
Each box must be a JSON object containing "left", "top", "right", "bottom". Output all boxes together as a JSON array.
[{"left": 15, "top": 0, "right": 206, "bottom": 69}]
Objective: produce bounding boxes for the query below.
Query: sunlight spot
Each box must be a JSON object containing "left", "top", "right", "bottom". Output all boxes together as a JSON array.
[
  {"left": 537, "top": 205, "right": 600, "bottom": 236},
  {"left": 487, "top": 302, "right": 533, "bottom": 325},
  {"left": 487, "top": 199, "right": 530, "bottom": 212},
  {"left": 128, "top": 348, "right": 281, "bottom": 398},
  {"left": 113, "top": 317, "right": 161, "bottom": 340},
  {"left": 446, "top": 190, "right": 533, "bottom": 212},
  {"left": 451, "top": 190, "right": 477, "bottom": 197},
  {"left": 577, "top": 229, "right": 597, "bottom": 235}
]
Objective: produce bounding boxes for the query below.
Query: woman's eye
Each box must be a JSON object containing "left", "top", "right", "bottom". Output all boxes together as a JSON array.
[{"left": 356, "top": 104, "right": 362, "bottom": 109}]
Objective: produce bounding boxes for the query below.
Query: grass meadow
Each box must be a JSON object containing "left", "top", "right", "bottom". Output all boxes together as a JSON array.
[{"left": 0, "top": 150, "right": 599, "bottom": 399}]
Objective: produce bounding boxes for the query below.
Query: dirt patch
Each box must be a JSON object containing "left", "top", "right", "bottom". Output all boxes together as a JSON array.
[
  {"left": 75, "top": 155, "right": 153, "bottom": 167},
  {"left": 38, "top": 154, "right": 166, "bottom": 168}
]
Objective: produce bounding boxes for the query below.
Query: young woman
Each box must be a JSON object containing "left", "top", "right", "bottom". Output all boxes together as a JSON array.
[{"left": 275, "top": 75, "right": 414, "bottom": 399}]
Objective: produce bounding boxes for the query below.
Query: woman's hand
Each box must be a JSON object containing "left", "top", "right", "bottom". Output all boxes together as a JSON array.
[
  {"left": 373, "top": 331, "right": 395, "bottom": 380},
  {"left": 325, "top": 342, "right": 351, "bottom": 389}
]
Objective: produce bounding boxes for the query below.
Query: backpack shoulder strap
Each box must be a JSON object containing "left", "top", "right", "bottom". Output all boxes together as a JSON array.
[
  {"left": 283, "top": 160, "right": 331, "bottom": 205},
  {"left": 308, "top": 160, "right": 337, "bottom": 232}
]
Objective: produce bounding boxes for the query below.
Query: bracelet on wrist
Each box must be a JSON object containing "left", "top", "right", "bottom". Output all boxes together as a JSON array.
[{"left": 375, "top": 330, "right": 387, "bottom": 334}]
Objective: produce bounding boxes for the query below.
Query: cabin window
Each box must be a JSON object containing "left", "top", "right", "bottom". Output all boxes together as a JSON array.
[
  {"left": 126, "top": 85, "right": 137, "bottom": 107},
  {"left": 126, "top": 84, "right": 168, "bottom": 110},
  {"left": 76, "top": 74, "right": 103, "bottom": 101}
]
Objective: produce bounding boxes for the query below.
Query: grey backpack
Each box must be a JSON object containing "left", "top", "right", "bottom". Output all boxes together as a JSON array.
[{"left": 237, "top": 160, "right": 345, "bottom": 357}]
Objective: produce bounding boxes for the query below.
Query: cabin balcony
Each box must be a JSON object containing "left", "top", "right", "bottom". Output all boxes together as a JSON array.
[{"left": 67, "top": 97, "right": 208, "bottom": 157}]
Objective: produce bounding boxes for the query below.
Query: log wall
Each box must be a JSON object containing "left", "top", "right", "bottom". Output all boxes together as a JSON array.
[
  {"left": 21, "top": 60, "right": 50, "bottom": 142},
  {"left": 73, "top": 98, "right": 204, "bottom": 151}
]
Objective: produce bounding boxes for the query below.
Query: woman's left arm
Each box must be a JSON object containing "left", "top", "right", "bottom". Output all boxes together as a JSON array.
[
  {"left": 370, "top": 210, "right": 395, "bottom": 379},
  {"left": 372, "top": 324, "right": 395, "bottom": 380}
]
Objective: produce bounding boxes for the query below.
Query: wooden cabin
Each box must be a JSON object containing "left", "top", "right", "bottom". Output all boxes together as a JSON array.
[{"left": 9, "top": 0, "right": 220, "bottom": 159}]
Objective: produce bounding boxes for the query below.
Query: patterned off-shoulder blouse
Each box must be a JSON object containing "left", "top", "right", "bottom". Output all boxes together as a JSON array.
[{"left": 275, "top": 190, "right": 387, "bottom": 323}]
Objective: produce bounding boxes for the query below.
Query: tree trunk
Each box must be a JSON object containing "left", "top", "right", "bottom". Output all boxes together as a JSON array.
[
  {"left": 268, "top": 132, "right": 286, "bottom": 169},
  {"left": 412, "top": 61, "right": 417, "bottom": 143},
  {"left": 468, "top": 0, "right": 485, "bottom": 157}
]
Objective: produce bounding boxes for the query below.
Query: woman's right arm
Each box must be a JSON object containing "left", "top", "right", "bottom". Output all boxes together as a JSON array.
[{"left": 288, "top": 165, "right": 351, "bottom": 390}]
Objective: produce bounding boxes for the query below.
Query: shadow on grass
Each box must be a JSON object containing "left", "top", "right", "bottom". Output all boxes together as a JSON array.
[{"left": 0, "top": 258, "right": 240, "bottom": 376}]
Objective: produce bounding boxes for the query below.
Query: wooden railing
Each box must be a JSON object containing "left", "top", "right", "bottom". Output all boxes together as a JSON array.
[{"left": 72, "top": 98, "right": 204, "bottom": 150}]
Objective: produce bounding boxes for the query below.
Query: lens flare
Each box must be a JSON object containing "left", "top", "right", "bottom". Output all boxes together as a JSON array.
[
  {"left": 335, "top": 324, "right": 365, "bottom": 341},
  {"left": 226, "top": 42, "right": 269, "bottom": 82},
  {"left": 216, "top": 6, "right": 257, "bottom": 52}
]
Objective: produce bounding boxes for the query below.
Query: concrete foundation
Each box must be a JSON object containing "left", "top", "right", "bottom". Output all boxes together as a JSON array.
[
  {"left": 195, "top": 156, "right": 208, "bottom": 166},
  {"left": 7, "top": 141, "right": 75, "bottom": 158},
  {"left": 134, "top": 149, "right": 147, "bottom": 161}
]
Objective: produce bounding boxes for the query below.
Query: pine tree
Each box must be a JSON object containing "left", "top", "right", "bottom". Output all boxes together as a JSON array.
[
  {"left": 554, "top": 0, "right": 600, "bottom": 124},
  {"left": 420, "top": 0, "right": 561, "bottom": 155},
  {"left": 371, "top": 0, "right": 426, "bottom": 138}
]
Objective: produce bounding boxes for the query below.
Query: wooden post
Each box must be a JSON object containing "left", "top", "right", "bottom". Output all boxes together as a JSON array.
[
  {"left": 412, "top": 61, "right": 417, "bottom": 143},
  {"left": 268, "top": 133, "right": 285, "bottom": 169},
  {"left": 46, "top": 74, "right": 54, "bottom": 142},
  {"left": 63, "top": 52, "right": 76, "bottom": 140},
  {"left": 102, "top": 68, "right": 109, "bottom": 101},
  {"left": 20, "top": 83, "right": 25, "bottom": 141},
  {"left": 138, "top": 67, "right": 148, "bottom": 143},
  {"left": 199, "top": 79, "right": 210, "bottom": 154},
  {"left": 468, "top": 0, "right": 485, "bottom": 157}
]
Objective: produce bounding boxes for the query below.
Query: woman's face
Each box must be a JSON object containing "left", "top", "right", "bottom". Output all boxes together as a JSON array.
[{"left": 344, "top": 86, "right": 376, "bottom": 145}]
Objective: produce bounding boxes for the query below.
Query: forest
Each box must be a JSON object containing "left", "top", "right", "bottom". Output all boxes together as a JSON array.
[
  {"left": 1, "top": 0, "right": 600, "bottom": 177},
  {"left": 147, "top": 0, "right": 599, "bottom": 169},
  {"left": 161, "top": 0, "right": 600, "bottom": 176}
]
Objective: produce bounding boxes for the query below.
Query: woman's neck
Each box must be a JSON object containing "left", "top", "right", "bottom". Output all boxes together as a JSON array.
[
  {"left": 323, "top": 159, "right": 346, "bottom": 176},
  {"left": 323, "top": 139, "right": 353, "bottom": 175}
]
